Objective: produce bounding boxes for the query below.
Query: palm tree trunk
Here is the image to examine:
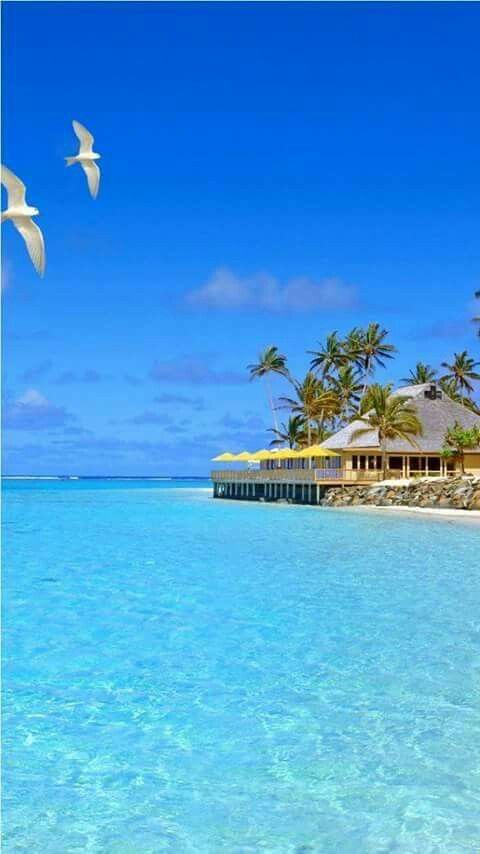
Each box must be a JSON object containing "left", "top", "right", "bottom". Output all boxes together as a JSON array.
[
  {"left": 381, "top": 437, "right": 387, "bottom": 480},
  {"left": 361, "top": 359, "right": 371, "bottom": 399},
  {"left": 265, "top": 374, "right": 279, "bottom": 433},
  {"left": 306, "top": 420, "right": 312, "bottom": 468},
  {"left": 318, "top": 408, "right": 325, "bottom": 437}
]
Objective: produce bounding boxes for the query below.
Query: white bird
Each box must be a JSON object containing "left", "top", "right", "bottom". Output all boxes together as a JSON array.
[
  {"left": 66, "top": 120, "right": 101, "bottom": 199},
  {"left": 1, "top": 165, "right": 46, "bottom": 277}
]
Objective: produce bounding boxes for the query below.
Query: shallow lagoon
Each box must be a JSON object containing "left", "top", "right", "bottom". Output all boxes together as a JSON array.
[{"left": 3, "top": 479, "right": 480, "bottom": 852}]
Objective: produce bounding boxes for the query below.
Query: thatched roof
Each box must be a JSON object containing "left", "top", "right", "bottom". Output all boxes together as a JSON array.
[{"left": 322, "top": 383, "right": 480, "bottom": 453}]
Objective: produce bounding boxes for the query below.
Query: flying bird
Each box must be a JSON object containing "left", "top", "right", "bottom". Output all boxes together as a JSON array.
[
  {"left": 66, "top": 120, "right": 101, "bottom": 199},
  {"left": 1, "top": 165, "right": 46, "bottom": 277}
]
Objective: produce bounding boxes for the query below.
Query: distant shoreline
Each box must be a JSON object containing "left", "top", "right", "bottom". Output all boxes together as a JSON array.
[{"left": 2, "top": 475, "right": 211, "bottom": 481}]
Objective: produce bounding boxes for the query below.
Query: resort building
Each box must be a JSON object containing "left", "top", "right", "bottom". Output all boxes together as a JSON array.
[{"left": 212, "top": 383, "right": 480, "bottom": 504}]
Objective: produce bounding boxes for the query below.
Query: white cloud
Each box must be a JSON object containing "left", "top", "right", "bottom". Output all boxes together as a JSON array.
[
  {"left": 17, "top": 389, "right": 50, "bottom": 407},
  {"left": 3, "top": 389, "right": 75, "bottom": 430},
  {"left": 185, "top": 267, "right": 358, "bottom": 312}
]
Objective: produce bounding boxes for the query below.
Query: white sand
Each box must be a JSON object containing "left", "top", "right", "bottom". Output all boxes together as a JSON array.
[{"left": 326, "top": 504, "right": 480, "bottom": 523}]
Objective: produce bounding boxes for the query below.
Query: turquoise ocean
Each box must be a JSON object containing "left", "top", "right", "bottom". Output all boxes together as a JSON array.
[{"left": 3, "top": 478, "right": 480, "bottom": 852}]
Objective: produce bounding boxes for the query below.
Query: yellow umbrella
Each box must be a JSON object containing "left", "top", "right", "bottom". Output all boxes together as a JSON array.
[
  {"left": 249, "top": 449, "right": 274, "bottom": 460},
  {"left": 233, "top": 451, "right": 253, "bottom": 461},
  {"left": 274, "top": 448, "right": 301, "bottom": 459},
  {"left": 211, "top": 452, "right": 237, "bottom": 462},
  {"left": 296, "top": 444, "right": 340, "bottom": 458}
]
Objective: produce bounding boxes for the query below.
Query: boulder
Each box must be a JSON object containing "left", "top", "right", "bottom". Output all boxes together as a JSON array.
[
  {"left": 437, "top": 496, "right": 453, "bottom": 508},
  {"left": 322, "top": 476, "right": 480, "bottom": 512},
  {"left": 469, "top": 490, "right": 480, "bottom": 510}
]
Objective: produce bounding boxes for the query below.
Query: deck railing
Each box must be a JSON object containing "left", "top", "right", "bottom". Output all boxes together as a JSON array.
[
  {"left": 212, "top": 468, "right": 318, "bottom": 482},
  {"left": 211, "top": 468, "right": 389, "bottom": 484},
  {"left": 211, "top": 466, "right": 460, "bottom": 486}
]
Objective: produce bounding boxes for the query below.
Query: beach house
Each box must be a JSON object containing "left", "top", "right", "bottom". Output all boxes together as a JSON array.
[{"left": 211, "top": 383, "right": 480, "bottom": 503}]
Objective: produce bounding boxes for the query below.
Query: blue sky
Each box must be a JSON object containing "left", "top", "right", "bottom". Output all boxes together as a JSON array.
[{"left": 2, "top": 1, "right": 479, "bottom": 475}]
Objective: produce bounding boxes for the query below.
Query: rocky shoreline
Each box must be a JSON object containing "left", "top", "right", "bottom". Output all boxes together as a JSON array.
[{"left": 322, "top": 475, "right": 480, "bottom": 511}]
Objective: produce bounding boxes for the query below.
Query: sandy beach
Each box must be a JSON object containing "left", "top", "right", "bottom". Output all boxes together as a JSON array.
[{"left": 323, "top": 503, "right": 480, "bottom": 523}]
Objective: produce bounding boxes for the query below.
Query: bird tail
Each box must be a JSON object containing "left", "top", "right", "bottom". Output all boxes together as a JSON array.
[{"left": 65, "top": 157, "right": 76, "bottom": 166}]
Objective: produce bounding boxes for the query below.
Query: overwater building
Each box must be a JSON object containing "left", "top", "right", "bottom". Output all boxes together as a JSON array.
[{"left": 211, "top": 383, "right": 480, "bottom": 504}]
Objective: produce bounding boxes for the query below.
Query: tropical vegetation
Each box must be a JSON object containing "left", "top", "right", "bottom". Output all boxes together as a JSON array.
[
  {"left": 441, "top": 422, "right": 480, "bottom": 475},
  {"left": 268, "top": 415, "right": 306, "bottom": 449},
  {"left": 278, "top": 373, "right": 340, "bottom": 447},
  {"left": 351, "top": 385, "right": 423, "bottom": 479},
  {"left": 309, "top": 331, "right": 348, "bottom": 380},
  {"left": 401, "top": 362, "right": 437, "bottom": 384},
  {"left": 441, "top": 350, "right": 480, "bottom": 395},
  {"left": 246, "top": 323, "right": 480, "bottom": 450},
  {"left": 347, "top": 322, "right": 397, "bottom": 396},
  {"left": 248, "top": 345, "right": 288, "bottom": 432}
]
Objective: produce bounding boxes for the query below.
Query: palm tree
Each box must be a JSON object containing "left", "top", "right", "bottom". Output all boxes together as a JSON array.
[
  {"left": 441, "top": 422, "right": 480, "bottom": 475},
  {"left": 279, "top": 372, "right": 340, "bottom": 448},
  {"left": 309, "top": 331, "right": 347, "bottom": 380},
  {"left": 401, "top": 362, "right": 438, "bottom": 385},
  {"left": 268, "top": 415, "right": 306, "bottom": 448},
  {"left": 441, "top": 350, "right": 480, "bottom": 395},
  {"left": 344, "top": 327, "right": 364, "bottom": 361},
  {"left": 351, "top": 384, "right": 423, "bottom": 480},
  {"left": 310, "top": 422, "right": 334, "bottom": 444},
  {"left": 248, "top": 346, "right": 288, "bottom": 431},
  {"left": 330, "top": 364, "right": 363, "bottom": 423},
  {"left": 347, "top": 323, "right": 397, "bottom": 396}
]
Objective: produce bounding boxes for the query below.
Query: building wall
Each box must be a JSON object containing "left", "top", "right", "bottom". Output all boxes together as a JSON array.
[
  {"left": 465, "top": 454, "right": 480, "bottom": 475},
  {"left": 340, "top": 451, "right": 463, "bottom": 477}
]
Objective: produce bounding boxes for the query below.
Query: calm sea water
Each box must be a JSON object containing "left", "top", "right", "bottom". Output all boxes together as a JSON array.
[{"left": 3, "top": 478, "right": 480, "bottom": 852}]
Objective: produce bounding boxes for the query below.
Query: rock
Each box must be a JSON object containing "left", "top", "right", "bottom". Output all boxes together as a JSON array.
[
  {"left": 469, "top": 490, "right": 480, "bottom": 510},
  {"left": 322, "top": 476, "right": 480, "bottom": 512},
  {"left": 437, "top": 496, "right": 452, "bottom": 508}
]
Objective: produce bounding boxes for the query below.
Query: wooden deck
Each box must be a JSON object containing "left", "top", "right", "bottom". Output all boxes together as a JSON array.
[{"left": 211, "top": 468, "right": 392, "bottom": 504}]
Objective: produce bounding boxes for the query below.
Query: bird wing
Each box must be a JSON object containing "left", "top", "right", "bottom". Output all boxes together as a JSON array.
[
  {"left": 1, "top": 165, "right": 27, "bottom": 207},
  {"left": 72, "top": 120, "right": 94, "bottom": 154},
  {"left": 12, "top": 216, "right": 46, "bottom": 277},
  {"left": 80, "top": 160, "right": 100, "bottom": 199}
]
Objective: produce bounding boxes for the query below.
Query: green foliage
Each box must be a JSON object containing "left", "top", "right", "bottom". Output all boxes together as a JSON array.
[
  {"left": 401, "top": 362, "right": 437, "bottom": 384},
  {"left": 351, "top": 384, "right": 423, "bottom": 478},
  {"left": 309, "top": 331, "right": 348, "bottom": 379},
  {"left": 247, "top": 326, "right": 479, "bottom": 450},
  {"left": 351, "top": 323, "right": 397, "bottom": 379},
  {"left": 441, "top": 350, "right": 480, "bottom": 395},
  {"left": 247, "top": 346, "right": 288, "bottom": 381},
  {"left": 330, "top": 364, "right": 363, "bottom": 422},
  {"left": 441, "top": 421, "right": 480, "bottom": 473},
  {"left": 247, "top": 345, "right": 289, "bottom": 431},
  {"left": 279, "top": 372, "right": 340, "bottom": 446},
  {"left": 268, "top": 415, "right": 306, "bottom": 449}
]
